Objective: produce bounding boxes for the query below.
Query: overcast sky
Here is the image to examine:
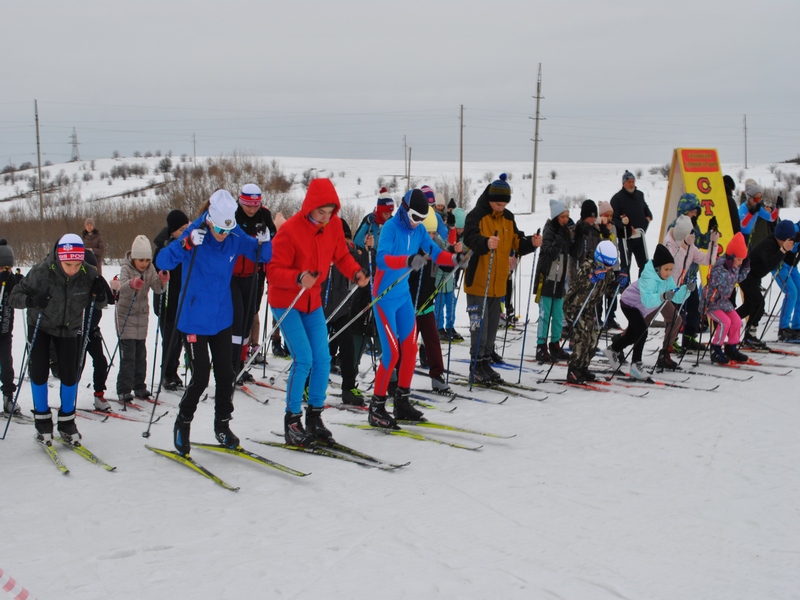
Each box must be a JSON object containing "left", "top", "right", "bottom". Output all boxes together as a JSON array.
[{"left": 2, "top": 0, "right": 798, "bottom": 168}]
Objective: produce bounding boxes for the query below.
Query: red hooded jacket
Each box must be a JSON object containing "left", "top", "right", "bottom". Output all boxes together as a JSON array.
[{"left": 267, "top": 179, "right": 361, "bottom": 313}]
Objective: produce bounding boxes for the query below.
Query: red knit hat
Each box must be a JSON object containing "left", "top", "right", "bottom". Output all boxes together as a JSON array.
[{"left": 726, "top": 232, "right": 747, "bottom": 259}]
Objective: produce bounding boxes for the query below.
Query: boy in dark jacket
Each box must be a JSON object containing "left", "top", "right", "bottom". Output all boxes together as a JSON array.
[{"left": 9, "top": 234, "right": 107, "bottom": 444}]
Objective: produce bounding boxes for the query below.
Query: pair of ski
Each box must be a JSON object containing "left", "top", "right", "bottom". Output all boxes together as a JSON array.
[
  {"left": 450, "top": 376, "right": 549, "bottom": 402},
  {"left": 251, "top": 434, "right": 409, "bottom": 471},
  {"left": 38, "top": 436, "right": 117, "bottom": 474}
]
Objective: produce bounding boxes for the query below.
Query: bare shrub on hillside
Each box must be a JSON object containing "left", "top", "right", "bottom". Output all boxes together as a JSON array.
[
  {"left": 563, "top": 194, "right": 587, "bottom": 209},
  {"left": 737, "top": 169, "right": 745, "bottom": 183},
  {"left": 337, "top": 202, "right": 366, "bottom": 235},
  {"left": 635, "top": 169, "right": 643, "bottom": 178},
  {"left": 768, "top": 165, "right": 777, "bottom": 174},
  {"left": 432, "top": 176, "right": 473, "bottom": 209},
  {"left": 544, "top": 183, "right": 557, "bottom": 194},
  {"left": 550, "top": 170, "right": 557, "bottom": 180}
]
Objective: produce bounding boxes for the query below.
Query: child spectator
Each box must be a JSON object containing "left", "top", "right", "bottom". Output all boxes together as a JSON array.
[{"left": 116, "top": 235, "right": 168, "bottom": 403}]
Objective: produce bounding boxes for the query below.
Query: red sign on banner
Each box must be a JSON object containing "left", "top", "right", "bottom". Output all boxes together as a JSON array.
[{"left": 680, "top": 149, "right": 720, "bottom": 173}]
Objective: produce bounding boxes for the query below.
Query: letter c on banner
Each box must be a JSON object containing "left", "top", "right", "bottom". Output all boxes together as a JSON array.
[{"left": 697, "top": 177, "right": 712, "bottom": 194}]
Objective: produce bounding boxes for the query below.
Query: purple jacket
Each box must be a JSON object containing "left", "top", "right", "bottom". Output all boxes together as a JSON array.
[{"left": 703, "top": 256, "right": 750, "bottom": 313}]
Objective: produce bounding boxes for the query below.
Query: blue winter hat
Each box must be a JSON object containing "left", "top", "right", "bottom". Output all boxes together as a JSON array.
[
  {"left": 549, "top": 198, "right": 568, "bottom": 219},
  {"left": 775, "top": 219, "right": 795, "bottom": 241},
  {"left": 622, "top": 170, "right": 635, "bottom": 183},
  {"left": 677, "top": 193, "right": 701, "bottom": 215},
  {"left": 594, "top": 240, "right": 618, "bottom": 267},
  {"left": 453, "top": 207, "right": 466, "bottom": 229},
  {"left": 488, "top": 173, "right": 511, "bottom": 203}
]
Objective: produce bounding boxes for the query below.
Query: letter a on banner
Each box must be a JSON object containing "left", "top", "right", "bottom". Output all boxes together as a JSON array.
[{"left": 660, "top": 148, "right": 732, "bottom": 282}]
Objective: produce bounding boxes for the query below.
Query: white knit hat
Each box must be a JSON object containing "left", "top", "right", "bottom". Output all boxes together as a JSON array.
[
  {"left": 130, "top": 235, "right": 152, "bottom": 260},
  {"left": 672, "top": 215, "right": 694, "bottom": 244},
  {"left": 208, "top": 189, "right": 238, "bottom": 230}
]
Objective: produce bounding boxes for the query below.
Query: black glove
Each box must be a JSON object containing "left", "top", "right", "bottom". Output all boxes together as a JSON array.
[
  {"left": 153, "top": 293, "right": 162, "bottom": 317},
  {"left": 407, "top": 254, "right": 427, "bottom": 271},
  {"left": 687, "top": 281, "right": 698, "bottom": 292},
  {"left": 660, "top": 289, "right": 676, "bottom": 302},
  {"left": 749, "top": 202, "right": 760, "bottom": 214},
  {"left": 0, "top": 270, "right": 11, "bottom": 285},
  {"left": 446, "top": 213, "right": 456, "bottom": 227},
  {"left": 777, "top": 195, "right": 785, "bottom": 209},
  {"left": 708, "top": 216, "right": 718, "bottom": 232},
  {"left": 90, "top": 276, "right": 105, "bottom": 297},
  {"left": 90, "top": 326, "right": 102, "bottom": 341},
  {"left": 795, "top": 231, "right": 800, "bottom": 244},
  {"left": 27, "top": 292, "right": 50, "bottom": 309},
  {"left": 742, "top": 257, "right": 751, "bottom": 270}
]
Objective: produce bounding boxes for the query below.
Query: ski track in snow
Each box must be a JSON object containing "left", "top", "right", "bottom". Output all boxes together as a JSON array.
[{"left": 3, "top": 159, "right": 800, "bottom": 598}]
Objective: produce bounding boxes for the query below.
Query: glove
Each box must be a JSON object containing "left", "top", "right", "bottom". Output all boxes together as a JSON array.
[
  {"left": 256, "top": 229, "right": 271, "bottom": 244},
  {"left": 130, "top": 277, "right": 144, "bottom": 291},
  {"left": 710, "top": 230, "right": 722, "bottom": 243},
  {"left": 660, "top": 289, "right": 676, "bottom": 302},
  {"left": 748, "top": 202, "right": 760, "bottom": 214},
  {"left": 621, "top": 215, "right": 630, "bottom": 225},
  {"left": 352, "top": 270, "right": 369, "bottom": 287},
  {"left": 183, "top": 228, "right": 206, "bottom": 250},
  {"left": 153, "top": 294, "right": 162, "bottom": 317},
  {"left": 158, "top": 270, "right": 170, "bottom": 285},
  {"left": 777, "top": 195, "right": 785, "bottom": 209},
  {"left": 708, "top": 216, "right": 718, "bottom": 232},
  {"left": 0, "top": 271, "right": 10, "bottom": 285},
  {"left": 407, "top": 254, "right": 427, "bottom": 271},
  {"left": 687, "top": 280, "right": 698, "bottom": 292},
  {"left": 618, "top": 272, "right": 629, "bottom": 287},
  {"left": 90, "top": 326, "right": 102, "bottom": 341},
  {"left": 27, "top": 292, "right": 50, "bottom": 309},
  {"left": 90, "top": 276, "right": 105, "bottom": 297},
  {"left": 110, "top": 277, "right": 120, "bottom": 293},
  {"left": 446, "top": 213, "right": 456, "bottom": 227},
  {"left": 452, "top": 252, "right": 470, "bottom": 269},
  {"left": 683, "top": 231, "right": 696, "bottom": 248},
  {"left": 589, "top": 268, "right": 607, "bottom": 284}
]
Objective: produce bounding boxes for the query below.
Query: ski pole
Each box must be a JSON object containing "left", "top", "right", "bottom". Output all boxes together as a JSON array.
[
  {"left": 328, "top": 268, "right": 413, "bottom": 344},
  {"left": 470, "top": 231, "right": 497, "bottom": 391},
  {"left": 236, "top": 285, "right": 308, "bottom": 382},
  {"left": 148, "top": 292, "right": 165, "bottom": 396},
  {"left": 325, "top": 283, "right": 362, "bottom": 325},
  {"left": 414, "top": 251, "right": 471, "bottom": 316},
  {"left": 2, "top": 312, "right": 42, "bottom": 440},
  {"left": 444, "top": 273, "right": 464, "bottom": 386},
  {"left": 605, "top": 297, "right": 671, "bottom": 381},
  {"left": 637, "top": 227, "right": 649, "bottom": 262},
  {"left": 144, "top": 242, "right": 201, "bottom": 439},
  {"left": 231, "top": 242, "right": 264, "bottom": 388},
  {"left": 517, "top": 230, "right": 540, "bottom": 384},
  {"left": 107, "top": 280, "right": 141, "bottom": 371}
]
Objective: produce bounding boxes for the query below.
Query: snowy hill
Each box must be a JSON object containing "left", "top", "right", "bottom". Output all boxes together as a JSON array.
[{"left": 2, "top": 156, "right": 800, "bottom": 599}]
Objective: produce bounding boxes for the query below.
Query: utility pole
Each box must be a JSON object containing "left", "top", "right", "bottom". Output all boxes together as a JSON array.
[
  {"left": 193, "top": 133, "right": 197, "bottom": 166},
  {"left": 529, "top": 63, "right": 544, "bottom": 214},
  {"left": 403, "top": 136, "right": 408, "bottom": 191},
  {"left": 743, "top": 114, "right": 748, "bottom": 169},
  {"left": 459, "top": 105, "right": 464, "bottom": 207},
  {"left": 406, "top": 147, "right": 412, "bottom": 192},
  {"left": 69, "top": 128, "right": 80, "bottom": 162},
  {"left": 34, "top": 100, "right": 45, "bottom": 248}
]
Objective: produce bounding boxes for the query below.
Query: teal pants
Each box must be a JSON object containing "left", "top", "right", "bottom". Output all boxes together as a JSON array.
[{"left": 537, "top": 296, "right": 564, "bottom": 344}]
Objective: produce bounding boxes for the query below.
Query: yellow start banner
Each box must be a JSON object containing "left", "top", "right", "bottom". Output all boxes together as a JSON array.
[{"left": 661, "top": 148, "right": 733, "bottom": 282}]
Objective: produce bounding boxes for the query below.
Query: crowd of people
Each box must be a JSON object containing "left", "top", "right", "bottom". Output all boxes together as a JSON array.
[{"left": 1, "top": 169, "right": 798, "bottom": 456}]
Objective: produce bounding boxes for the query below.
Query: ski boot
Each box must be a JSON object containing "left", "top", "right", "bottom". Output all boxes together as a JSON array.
[
  {"left": 535, "top": 343, "right": 552, "bottom": 363},
  {"left": 655, "top": 350, "right": 680, "bottom": 371},
  {"left": 778, "top": 328, "right": 798, "bottom": 341},
  {"left": 481, "top": 358, "right": 503, "bottom": 383},
  {"left": 173, "top": 414, "right": 192, "bottom": 455},
  {"left": 580, "top": 367, "right": 597, "bottom": 382},
  {"left": 341, "top": 387, "right": 366, "bottom": 406},
  {"left": 33, "top": 409, "right": 54, "bottom": 444},
  {"left": 93, "top": 392, "right": 111, "bottom": 412},
  {"left": 368, "top": 395, "right": 398, "bottom": 429},
  {"left": 163, "top": 375, "right": 183, "bottom": 391},
  {"left": 682, "top": 335, "right": 705, "bottom": 352},
  {"left": 629, "top": 362, "right": 648, "bottom": 380},
  {"left": 430, "top": 373, "right": 451, "bottom": 394},
  {"left": 709, "top": 344, "right": 729, "bottom": 364},
  {"left": 305, "top": 405, "right": 333, "bottom": 443},
  {"left": 57, "top": 410, "right": 82, "bottom": 445},
  {"left": 742, "top": 331, "right": 767, "bottom": 350},
  {"left": 393, "top": 387, "right": 425, "bottom": 422},
  {"left": 236, "top": 370, "right": 255, "bottom": 385},
  {"left": 214, "top": 418, "right": 240, "bottom": 448},
  {"left": 272, "top": 340, "right": 290, "bottom": 358},
  {"left": 469, "top": 360, "right": 493, "bottom": 386},
  {"left": 490, "top": 350, "right": 504, "bottom": 364},
  {"left": 438, "top": 328, "right": 450, "bottom": 341},
  {"left": 549, "top": 341, "right": 570, "bottom": 361},
  {"left": 3, "top": 393, "right": 20, "bottom": 416},
  {"left": 603, "top": 346, "right": 624, "bottom": 369},
  {"left": 284, "top": 412, "right": 314, "bottom": 447},
  {"left": 449, "top": 328, "right": 464, "bottom": 341},
  {"left": 724, "top": 344, "right": 748, "bottom": 362},
  {"left": 134, "top": 387, "right": 151, "bottom": 400},
  {"left": 566, "top": 366, "right": 587, "bottom": 384},
  {"left": 418, "top": 344, "right": 428, "bottom": 369}
]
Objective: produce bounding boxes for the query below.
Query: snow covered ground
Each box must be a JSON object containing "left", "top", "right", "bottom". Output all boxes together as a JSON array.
[{"left": 2, "top": 156, "right": 800, "bottom": 599}]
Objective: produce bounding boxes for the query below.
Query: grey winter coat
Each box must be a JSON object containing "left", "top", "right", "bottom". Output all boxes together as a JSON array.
[
  {"left": 9, "top": 244, "right": 107, "bottom": 337},
  {"left": 116, "top": 253, "right": 163, "bottom": 339}
]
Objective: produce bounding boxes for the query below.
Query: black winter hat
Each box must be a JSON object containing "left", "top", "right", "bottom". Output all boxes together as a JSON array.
[
  {"left": 83, "top": 248, "right": 98, "bottom": 267},
  {"left": 166, "top": 210, "right": 190, "bottom": 234},
  {"left": 447, "top": 198, "right": 457, "bottom": 210},
  {"left": 652, "top": 244, "right": 674, "bottom": 269},
  {"left": 723, "top": 174, "right": 736, "bottom": 192},
  {"left": 0, "top": 239, "right": 14, "bottom": 269},
  {"left": 404, "top": 189, "right": 430, "bottom": 217},
  {"left": 488, "top": 173, "right": 511, "bottom": 203},
  {"left": 580, "top": 199, "right": 598, "bottom": 220}
]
